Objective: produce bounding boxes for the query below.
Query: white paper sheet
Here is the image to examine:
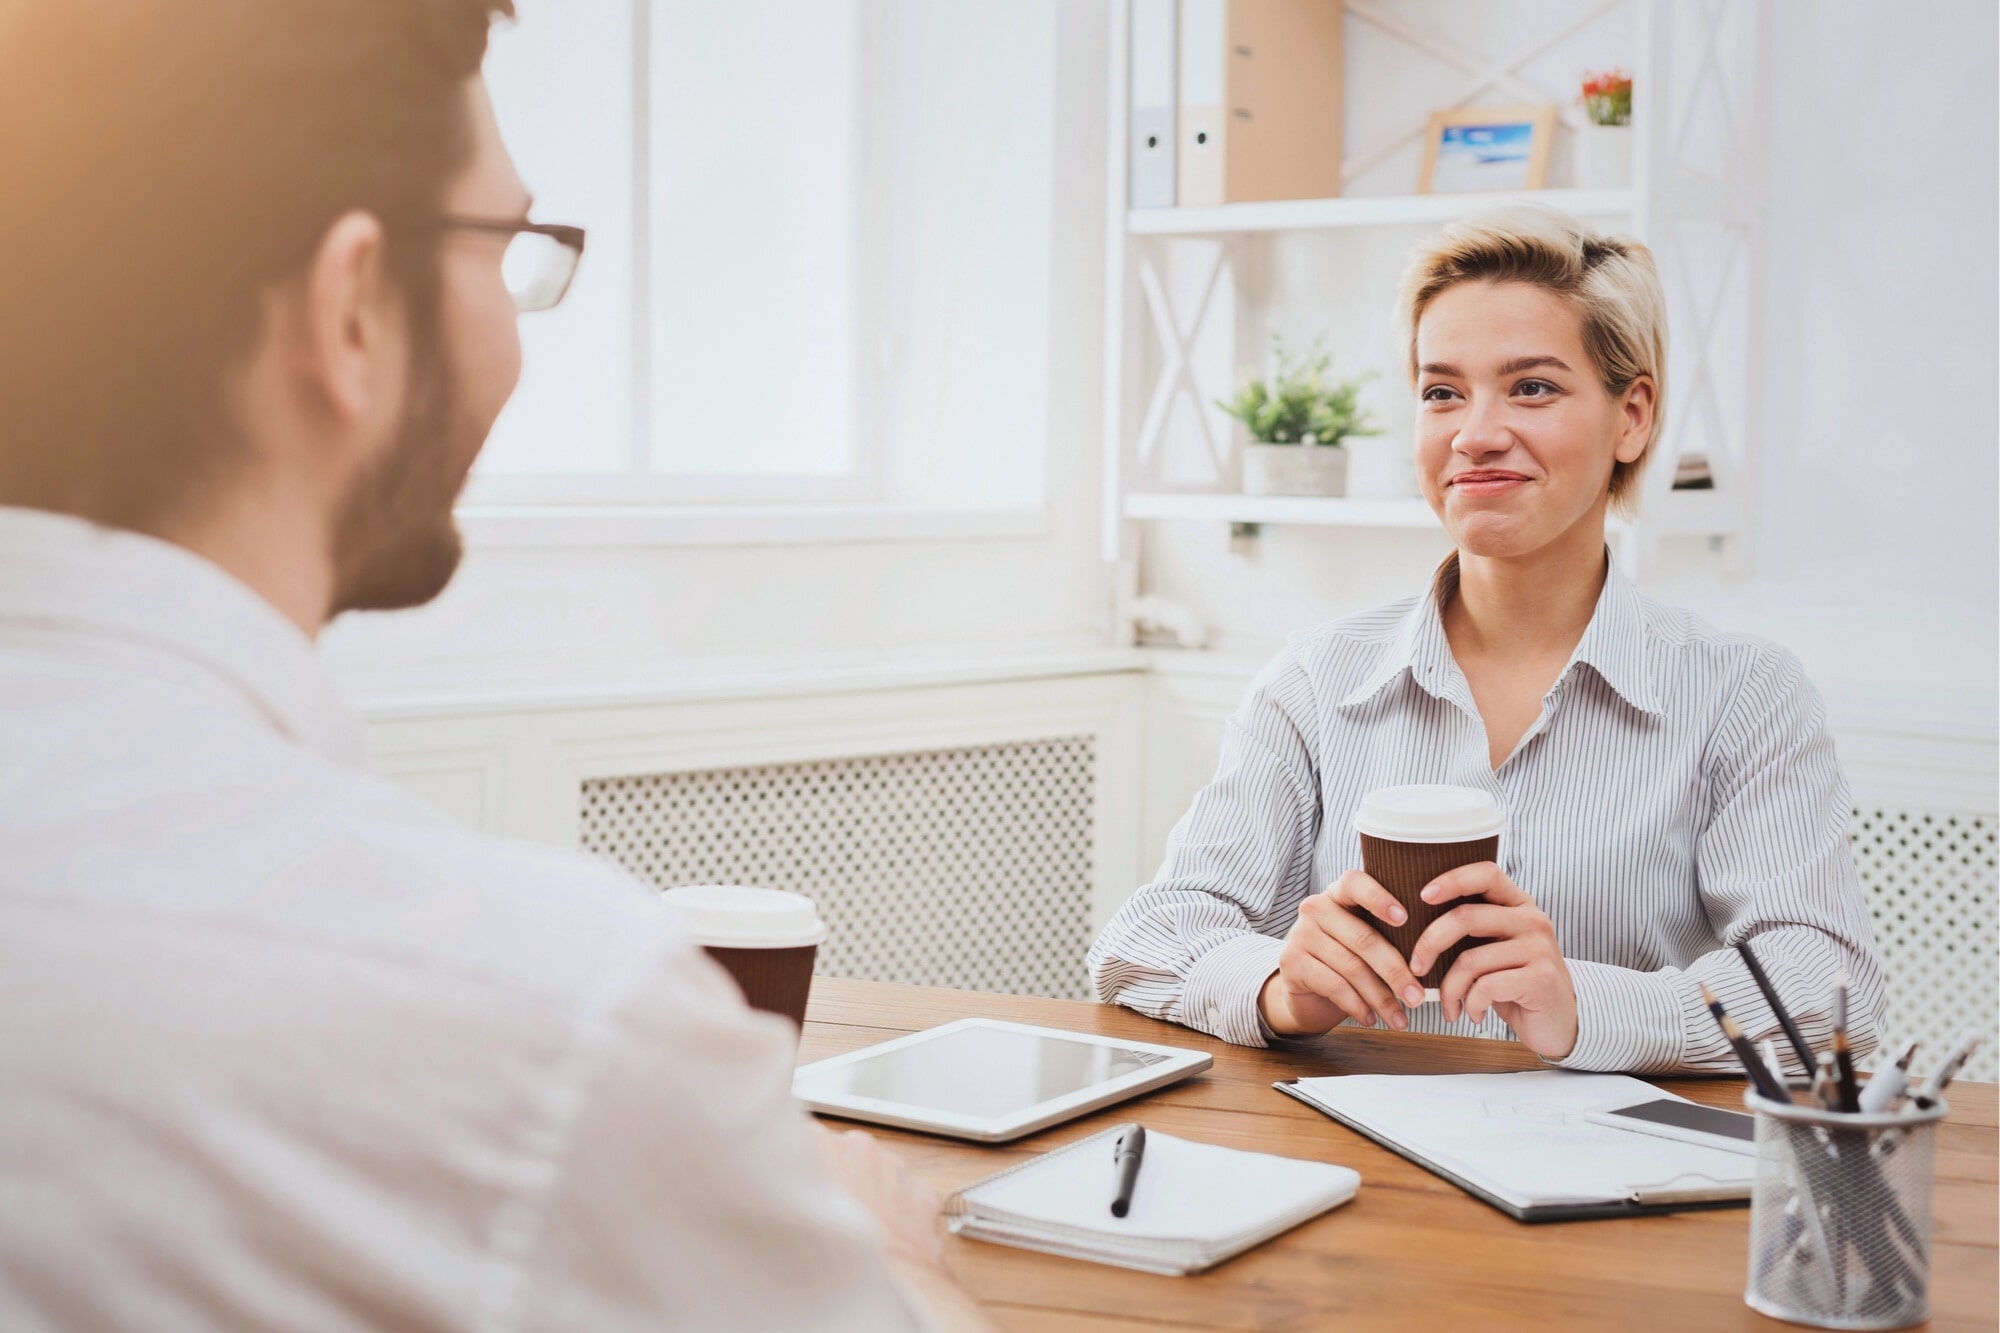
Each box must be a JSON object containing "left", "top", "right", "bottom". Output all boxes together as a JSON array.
[{"left": 1289, "top": 1071, "right": 1754, "bottom": 1208}]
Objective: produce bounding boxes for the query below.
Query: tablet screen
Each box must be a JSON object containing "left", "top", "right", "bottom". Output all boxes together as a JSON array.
[{"left": 799, "top": 1025, "right": 1177, "bottom": 1118}]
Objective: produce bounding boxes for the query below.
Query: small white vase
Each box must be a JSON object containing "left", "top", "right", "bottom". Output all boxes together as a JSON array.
[
  {"left": 1241, "top": 443, "right": 1348, "bottom": 497},
  {"left": 1575, "top": 123, "right": 1633, "bottom": 189}
]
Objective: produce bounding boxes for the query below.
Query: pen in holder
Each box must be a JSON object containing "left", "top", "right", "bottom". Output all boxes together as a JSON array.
[{"left": 1744, "top": 1089, "right": 1947, "bottom": 1330}]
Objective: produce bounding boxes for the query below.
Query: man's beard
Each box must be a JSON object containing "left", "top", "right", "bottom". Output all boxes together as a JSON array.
[{"left": 327, "top": 338, "right": 478, "bottom": 615}]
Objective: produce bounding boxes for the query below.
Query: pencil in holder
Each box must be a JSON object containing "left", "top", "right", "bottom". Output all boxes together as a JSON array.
[{"left": 1743, "top": 1090, "right": 1947, "bottom": 1330}]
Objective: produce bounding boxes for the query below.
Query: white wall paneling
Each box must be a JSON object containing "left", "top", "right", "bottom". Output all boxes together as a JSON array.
[
  {"left": 364, "top": 666, "right": 1147, "bottom": 939},
  {"left": 580, "top": 738, "right": 1100, "bottom": 999}
]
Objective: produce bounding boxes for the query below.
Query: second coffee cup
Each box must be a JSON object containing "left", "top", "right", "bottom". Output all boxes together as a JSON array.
[
  {"left": 1352, "top": 785, "right": 1505, "bottom": 997},
  {"left": 661, "top": 884, "right": 825, "bottom": 1027}
]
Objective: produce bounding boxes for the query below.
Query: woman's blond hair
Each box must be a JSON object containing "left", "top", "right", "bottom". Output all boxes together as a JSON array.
[{"left": 1395, "top": 206, "right": 1667, "bottom": 511}]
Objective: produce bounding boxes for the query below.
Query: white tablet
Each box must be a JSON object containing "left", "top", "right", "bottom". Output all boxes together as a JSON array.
[{"left": 793, "top": 1018, "right": 1214, "bottom": 1143}]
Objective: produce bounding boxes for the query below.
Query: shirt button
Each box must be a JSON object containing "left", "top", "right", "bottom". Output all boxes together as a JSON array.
[{"left": 1207, "top": 1006, "right": 1223, "bottom": 1029}]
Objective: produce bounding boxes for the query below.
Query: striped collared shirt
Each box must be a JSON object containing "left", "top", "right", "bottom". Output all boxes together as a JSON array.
[{"left": 1089, "top": 555, "right": 1884, "bottom": 1074}]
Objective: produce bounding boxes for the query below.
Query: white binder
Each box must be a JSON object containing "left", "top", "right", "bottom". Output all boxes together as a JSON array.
[
  {"left": 1175, "top": 0, "right": 1226, "bottom": 207},
  {"left": 1128, "top": 0, "right": 1178, "bottom": 209}
]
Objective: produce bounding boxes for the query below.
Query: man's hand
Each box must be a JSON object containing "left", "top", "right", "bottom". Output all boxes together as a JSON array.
[
  {"left": 813, "top": 1124, "right": 945, "bottom": 1269},
  {"left": 1410, "top": 862, "right": 1577, "bottom": 1061},
  {"left": 813, "top": 1125, "right": 1000, "bottom": 1333},
  {"left": 1259, "top": 870, "right": 1428, "bottom": 1037}
]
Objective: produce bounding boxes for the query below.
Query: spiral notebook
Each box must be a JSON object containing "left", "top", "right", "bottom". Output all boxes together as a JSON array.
[
  {"left": 943, "top": 1124, "right": 1360, "bottom": 1276},
  {"left": 1277, "top": 1070, "right": 1754, "bottom": 1222}
]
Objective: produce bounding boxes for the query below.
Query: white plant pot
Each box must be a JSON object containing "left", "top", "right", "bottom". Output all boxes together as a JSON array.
[
  {"left": 1241, "top": 443, "right": 1348, "bottom": 497},
  {"left": 1575, "top": 123, "right": 1633, "bottom": 189}
]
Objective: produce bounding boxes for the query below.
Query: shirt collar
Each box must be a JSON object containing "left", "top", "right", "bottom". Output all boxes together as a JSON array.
[
  {"left": 1338, "top": 555, "right": 1462, "bottom": 709},
  {"left": 1337, "top": 550, "right": 1662, "bottom": 717},
  {"left": 1568, "top": 554, "right": 1662, "bottom": 716},
  {"left": 0, "top": 507, "right": 369, "bottom": 766}
]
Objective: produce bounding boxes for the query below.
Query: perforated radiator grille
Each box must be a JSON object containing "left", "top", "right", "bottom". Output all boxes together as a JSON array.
[
  {"left": 1852, "top": 808, "right": 1997, "bottom": 1083},
  {"left": 579, "top": 738, "right": 1096, "bottom": 1000}
]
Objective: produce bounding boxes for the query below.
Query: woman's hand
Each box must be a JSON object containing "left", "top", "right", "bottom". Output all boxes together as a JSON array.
[
  {"left": 1410, "top": 863, "right": 1577, "bottom": 1061},
  {"left": 1259, "top": 871, "right": 1428, "bottom": 1037}
]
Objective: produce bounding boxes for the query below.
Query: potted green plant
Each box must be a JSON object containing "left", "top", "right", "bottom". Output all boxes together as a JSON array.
[
  {"left": 1218, "top": 336, "right": 1381, "bottom": 498},
  {"left": 1576, "top": 69, "right": 1632, "bottom": 188}
]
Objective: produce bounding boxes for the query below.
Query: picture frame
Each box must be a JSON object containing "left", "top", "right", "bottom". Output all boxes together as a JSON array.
[{"left": 1418, "top": 104, "right": 1559, "bottom": 194}]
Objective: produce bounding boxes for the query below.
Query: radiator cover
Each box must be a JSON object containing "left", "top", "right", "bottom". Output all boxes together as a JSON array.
[
  {"left": 580, "top": 737, "right": 1097, "bottom": 1001},
  {"left": 1851, "top": 808, "right": 1997, "bottom": 1082}
]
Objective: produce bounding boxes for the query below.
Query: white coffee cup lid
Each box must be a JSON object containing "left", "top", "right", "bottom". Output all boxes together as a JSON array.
[
  {"left": 661, "top": 884, "right": 827, "bottom": 949},
  {"left": 1352, "top": 784, "right": 1505, "bottom": 843}
]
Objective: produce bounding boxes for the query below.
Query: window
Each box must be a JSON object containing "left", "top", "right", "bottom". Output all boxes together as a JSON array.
[{"left": 465, "top": 0, "right": 1056, "bottom": 523}]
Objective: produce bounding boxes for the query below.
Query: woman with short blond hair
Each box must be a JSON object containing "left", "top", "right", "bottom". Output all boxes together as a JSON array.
[{"left": 1089, "top": 207, "right": 1882, "bottom": 1073}]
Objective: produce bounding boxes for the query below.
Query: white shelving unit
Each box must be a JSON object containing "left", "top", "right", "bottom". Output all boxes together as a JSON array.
[
  {"left": 1126, "top": 187, "right": 1637, "bottom": 236},
  {"left": 1123, "top": 492, "right": 1438, "bottom": 528},
  {"left": 1100, "top": 0, "right": 1771, "bottom": 589},
  {"left": 1121, "top": 487, "right": 1736, "bottom": 538}
]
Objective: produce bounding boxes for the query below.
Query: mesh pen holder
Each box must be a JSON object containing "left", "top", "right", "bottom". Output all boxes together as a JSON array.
[{"left": 1744, "top": 1090, "right": 1948, "bottom": 1330}]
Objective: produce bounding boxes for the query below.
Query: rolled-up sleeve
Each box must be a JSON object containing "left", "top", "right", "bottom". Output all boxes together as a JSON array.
[
  {"left": 1088, "top": 651, "right": 1322, "bottom": 1047},
  {"left": 1558, "top": 643, "right": 1884, "bottom": 1074}
]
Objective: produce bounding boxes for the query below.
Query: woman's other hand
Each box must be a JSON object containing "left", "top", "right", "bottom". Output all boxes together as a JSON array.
[
  {"left": 1258, "top": 870, "right": 1427, "bottom": 1037},
  {"left": 1410, "top": 863, "right": 1578, "bottom": 1060}
]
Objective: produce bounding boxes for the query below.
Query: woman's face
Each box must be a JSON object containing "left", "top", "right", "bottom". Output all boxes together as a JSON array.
[{"left": 1412, "top": 279, "right": 1652, "bottom": 560}]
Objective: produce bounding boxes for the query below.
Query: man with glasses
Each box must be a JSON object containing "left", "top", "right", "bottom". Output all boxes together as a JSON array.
[{"left": 0, "top": 3, "right": 988, "bottom": 1329}]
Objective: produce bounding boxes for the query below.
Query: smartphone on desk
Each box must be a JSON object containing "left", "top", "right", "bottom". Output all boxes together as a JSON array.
[{"left": 1584, "top": 1098, "right": 1758, "bottom": 1157}]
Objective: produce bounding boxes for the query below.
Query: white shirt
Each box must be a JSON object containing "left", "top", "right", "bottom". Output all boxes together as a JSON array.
[
  {"left": 0, "top": 508, "right": 923, "bottom": 1332},
  {"left": 1089, "top": 554, "right": 1885, "bottom": 1073}
]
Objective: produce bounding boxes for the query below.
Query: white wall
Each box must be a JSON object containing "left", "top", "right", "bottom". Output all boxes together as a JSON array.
[
  {"left": 1656, "top": 0, "right": 1998, "bottom": 718},
  {"left": 1136, "top": 0, "right": 1999, "bottom": 745}
]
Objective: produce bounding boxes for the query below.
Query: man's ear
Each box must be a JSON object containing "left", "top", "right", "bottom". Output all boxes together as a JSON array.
[
  {"left": 295, "top": 210, "right": 396, "bottom": 424},
  {"left": 1614, "top": 375, "right": 1655, "bottom": 465}
]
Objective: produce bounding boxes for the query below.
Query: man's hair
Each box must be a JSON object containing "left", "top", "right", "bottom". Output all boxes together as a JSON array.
[
  {"left": 0, "top": 0, "right": 514, "bottom": 529},
  {"left": 1396, "top": 207, "right": 1669, "bottom": 512}
]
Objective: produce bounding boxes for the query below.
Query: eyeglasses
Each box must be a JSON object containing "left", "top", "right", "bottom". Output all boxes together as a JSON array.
[{"left": 408, "top": 216, "right": 587, "bottom": 313}]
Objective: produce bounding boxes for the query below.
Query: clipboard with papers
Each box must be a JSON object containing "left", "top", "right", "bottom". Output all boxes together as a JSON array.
[{"left": 1277, "top": 1070, "right": 1756, "bottom": 1223}]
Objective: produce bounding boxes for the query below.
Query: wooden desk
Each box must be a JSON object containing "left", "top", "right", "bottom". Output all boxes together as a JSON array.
[{"left": 803, "top": 978, "right": 1998, "bottom": 1332}]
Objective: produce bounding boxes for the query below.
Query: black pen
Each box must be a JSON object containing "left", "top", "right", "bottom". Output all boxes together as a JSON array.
[
  {"left": 1830, "top": 973, "right": 1860, "bottom": 1113},
  {"left": 1110, "top": 1125, "right": 1147, "bottom": 1218},
  {"left": 1699, "top": 984, "right": 1790, "bottom": 1103},
  {"left": 1734, "top": 939, "right": 1814, "bottom": 1076}
]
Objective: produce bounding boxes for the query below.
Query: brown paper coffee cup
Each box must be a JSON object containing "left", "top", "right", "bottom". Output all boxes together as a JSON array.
[
  {"left": 1358, "top": 832, "right": 1501, "bottom": 984},
  {"left": 701, "top": 943, "right": 819, "bottom": 1028},
  {"left": 1352, "top": 785, "right": 1506, "bottom": 991},
  {"left": 661, "top": 884, "right": 826, "bottom": 1029}
]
